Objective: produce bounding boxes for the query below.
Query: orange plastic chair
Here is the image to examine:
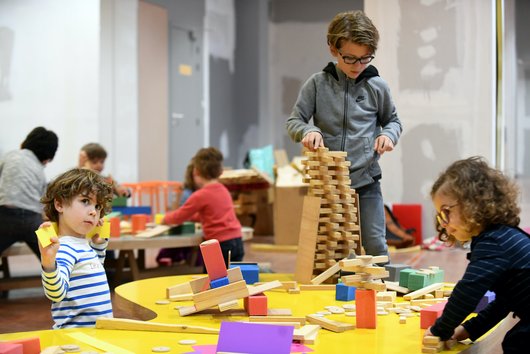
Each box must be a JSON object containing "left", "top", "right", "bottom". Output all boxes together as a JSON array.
[{"left": 121, "top": 181, "right": 183, "bottom": 215}]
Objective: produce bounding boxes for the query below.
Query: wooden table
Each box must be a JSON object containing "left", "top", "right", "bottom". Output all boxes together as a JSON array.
[{"left": 0, "top": 233, "right": 204, "bottom": 292}]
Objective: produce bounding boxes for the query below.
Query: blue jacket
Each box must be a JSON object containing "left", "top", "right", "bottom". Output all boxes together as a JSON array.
[{"left": 286, "top": 63, "right": 402, "bottom": 188}]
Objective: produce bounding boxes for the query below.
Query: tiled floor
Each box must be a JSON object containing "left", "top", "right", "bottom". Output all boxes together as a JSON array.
[{"left": 0, "top": 236, "right": 468, "bottom": 334}]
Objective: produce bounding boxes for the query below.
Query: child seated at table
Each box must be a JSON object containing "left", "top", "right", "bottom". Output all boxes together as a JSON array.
[
  {"left": 163, "top": 147, "right": 244, "bottom": 267},
  {"left": 78, "top": 142, "right": 130, "bottom": 198},
  {"left": 38, "top": 168, "right": 114, "bottom": 329}
]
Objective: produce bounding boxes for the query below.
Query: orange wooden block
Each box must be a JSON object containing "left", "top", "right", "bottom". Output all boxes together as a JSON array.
[
  {"left": 244, "top": 293, "right": 268, "bottom": 316},
  {"left": 7, "top": 337, "right": 40, "bottom": 354},
  {"left": 355, "top": 289, "right": 377, "bottom": 329},
  {"left": 420, "top": 301, "right": 447, "bottom": 329},
  {"left": 131, "top": 214, "right": 147, "bottom": 233},
  {"left": 200, "top": 239, "right": 228, "bottom": 281},
  {"left": 109, "top": 217, "right": 121, "bottom": 237},
  {"left": 0, "top": 342, "right": 23, "bottom": 354}
]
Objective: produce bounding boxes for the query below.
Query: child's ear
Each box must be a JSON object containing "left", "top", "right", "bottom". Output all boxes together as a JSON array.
[
  {"left": 329, "top": 45, "right": 339, "bottom": 58},
  {"left": 54, "top": 199, "right": 64, "bottom": 213}
]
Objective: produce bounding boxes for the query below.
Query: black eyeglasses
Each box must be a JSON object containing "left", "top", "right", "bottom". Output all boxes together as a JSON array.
[
  {"left": 338, "top": 50, "right": 374, "bottom": 65},
  {"left": 436, "top": 204, "right": 458, "bottom": 226}
]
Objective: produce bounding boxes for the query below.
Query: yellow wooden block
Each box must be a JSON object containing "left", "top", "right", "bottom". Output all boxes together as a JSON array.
[
  {"left": 86, "top": 221, "right": 111, "bottom": 239},
  {"left": 35, "top": 223, "right": 58, "bottom": 248}
]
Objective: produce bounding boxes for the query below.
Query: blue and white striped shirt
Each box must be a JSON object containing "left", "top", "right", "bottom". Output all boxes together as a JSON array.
[
  {"left": 41, "top": 236, "right": 113, "bottom": 329},
  {"left": 431, "top": 225, "right": 530, "bottom": 340}
]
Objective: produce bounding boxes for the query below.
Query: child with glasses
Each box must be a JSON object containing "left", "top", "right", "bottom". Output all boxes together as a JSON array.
[
  {"left": 427, "top": 156, "right": 530, "bottom": 353},
  {"left": 286, "top": 10, "right": 402, "bottom": 259},
  {"left": 38, "top": 168, "right": 114, "bottom": 329}
]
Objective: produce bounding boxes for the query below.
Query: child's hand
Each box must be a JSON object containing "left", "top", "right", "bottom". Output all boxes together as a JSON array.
[
  {"left": 302, "top": 132, "right": 325, "bottom": 151},
  {"left": 451, "top": 325, "right": 470, "bottom": 341},
  {"left": 374, "top": 135, "right": 394, "bottom": 155},
  {"left": 39, "top": 236, "right": 60, "bottom": 272},
  {"left": 115, "top": 185, "right": 131, "bottom": 198}
]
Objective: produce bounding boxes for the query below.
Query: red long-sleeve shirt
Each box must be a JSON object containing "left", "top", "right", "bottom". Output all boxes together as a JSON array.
[{"left": 163, "top": 182, "right": 241, "bottom": 243}]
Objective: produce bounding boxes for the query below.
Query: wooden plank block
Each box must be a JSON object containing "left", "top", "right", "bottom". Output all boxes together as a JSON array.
[
  {"left": 300, "top": 284, "right": 336, "bottom": 291},
  {"left": 403, "top": 283, "right": 444, "bottom": 301},
  {"left": 95, "top": 317, "right": 219, "bottom": 334},
  {"left": 292, "top": 324, "right": 321, "bottom": 341},
  {"left": 193, "top": 280, "right": 248, "bottom": 310},
  {"left": 166, "top": 281, "right": 193, "bottom": 298},
  {"left": 310, "top": 261, "right": 342, "bottom": 285},
  {"left": 248, "top": 280, "right": 283, "bottom": 296},
  {"left": 249, "top": 316, "right": 306, "bottom": 325},
  {"left": 189, "top": 267, "right": 243, "bottom": 294},
  {"left": 306, "top": 314, "right": 355, "bottom": 333},
  {"left": 133, "top": 225, "right": 170, "bottom": 238},
  {"left": 294, "top": 196, "right": 322, "bottom": 284}
]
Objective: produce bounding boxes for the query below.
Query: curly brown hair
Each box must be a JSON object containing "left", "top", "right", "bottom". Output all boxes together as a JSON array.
[
  {"left": 193, "top": 147, "right": 223, "bottom": 180},
  {"left": 431, "top": 156, "right": 520, "bottom": 243},
  {"left": 41, "top": 168, "right": 113, "bottom": 222},
  {"left": 327, "top": 10, "right": 379, "bottom": 53}
]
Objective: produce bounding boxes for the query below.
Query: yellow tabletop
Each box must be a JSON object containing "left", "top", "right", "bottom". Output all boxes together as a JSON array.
[{"left": 0, "top": 273, "right": 483, "bottom": 353}]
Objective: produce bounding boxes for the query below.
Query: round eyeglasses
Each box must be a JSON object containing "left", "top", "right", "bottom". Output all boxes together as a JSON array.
[
  {"left": 436, "top": 204, "right": 458, "bottom": 226},
  {"left": 338, "top": 51, "right": 375, "bottom": 65}
]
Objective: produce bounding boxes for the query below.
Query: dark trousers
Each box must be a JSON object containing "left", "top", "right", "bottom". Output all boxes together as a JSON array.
[
  {"left": 219, "top": 237, "right": 244, "bottom": 267},
  {"left": 0, "top": 206, "right": 43, "bottom": 258}
]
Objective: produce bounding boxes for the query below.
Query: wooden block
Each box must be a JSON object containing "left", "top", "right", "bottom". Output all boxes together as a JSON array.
[
  {"left": 306, "top": 314, "right": 355, "bottom": 333},
  {"left": 294, "top": 196, "right": 322, "bottom": 284},
  {"left": 267, "top": 308, "right": 292, "bottom": 316},
  {"left": 399, "top": 316, "right": 407, "bottom": 324},
  {"left": 86, "top": 220, "right": 111, "bottom": 239},
  {"left": 300, "top": 284, "right": 336, "bottom": 291},
  {"left": 95, "top": 317, "right": 219, "bottom": 334},
  {"left": 247, "top": 280, "right": 283, "bottom": 296},
  {"left": 310, "top": 261, "right": 342, "bottom": 285},
  {"left": 193, "top": 280, "right": 249, "bottom": 311},
  {"left": 403, "top": 283, "right": 444, "bottom": 301},
  {"left": 189, "top": 266, "right": 243, "bottom": 294},
  {"left": 134, "top": 224, "right": 170, "bottom": 238},
  {"left": 420, "top": 301, "right": 447, "bottom": 329},
  {"left": 244, "top": 293, "right": 268, "bottom": 316},
  {"left": 7, "top": 337, "right": 40, "bottom": 354},
  {"left": 355, "top": 289, "right": 377, "bottom": 329},
  {"left": 292, "top": 324, "right": 321, "bottom": 341},
  {"left": 249, "top": 316, "right": 306, "bottom": 325},
  {"left": 200, "top": 239, "right": 228, "bottom": 281},
  {"left": 218, "top": 300, "right": 240, "bottom": 312},
  {"left": 0, "top": 343, "right": 23, "bottom": 354},
  {"left": 177, "top": 305, "right": 198, "bottom": 316},
  {"left": 35, "top": 225, "right": 56, "bottom": 248},
  {"left": 423, "top": 336, "right": 441, "bottom": 345}
]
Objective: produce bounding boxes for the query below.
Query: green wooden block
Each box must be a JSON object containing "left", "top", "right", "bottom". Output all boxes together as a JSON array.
[
  {"left": 399, "top": 268, "right": 416, "bottom": 288},
  {"left": 112, "top": 196, "right": 128, "bottom": 207},
  {"left": 408, "top": 272, "right": 431, "bottom": 291}
]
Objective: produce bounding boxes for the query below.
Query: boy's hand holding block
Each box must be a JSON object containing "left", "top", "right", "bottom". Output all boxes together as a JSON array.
[
  {"left": 87, "top": 221, "right": 111, "bottom": 239},
  {"left": 35, "top": 222, "right": 58, "bottom": 248}
]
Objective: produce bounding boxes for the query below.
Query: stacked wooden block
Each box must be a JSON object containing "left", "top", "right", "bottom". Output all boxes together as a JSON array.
[{"left": 299, "top": 147, "right": 361, "bottom": 282}]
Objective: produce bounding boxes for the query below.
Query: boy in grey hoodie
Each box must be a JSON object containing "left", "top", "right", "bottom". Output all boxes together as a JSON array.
[{"left": 286, "top": 10, "right": 402, "bottom": 259}]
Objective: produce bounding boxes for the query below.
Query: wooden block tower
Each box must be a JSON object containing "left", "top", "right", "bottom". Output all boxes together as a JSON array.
[{"left": 295, "top": 147, "right": 361, "bottom": 283}]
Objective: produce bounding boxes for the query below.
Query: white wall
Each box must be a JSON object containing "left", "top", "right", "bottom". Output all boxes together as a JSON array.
[
  {"left": 0, "top": 0, "right": 100, "bottom": 180},
  {"left": 366, "top": 0, "right": 496, "bottom": 238}
]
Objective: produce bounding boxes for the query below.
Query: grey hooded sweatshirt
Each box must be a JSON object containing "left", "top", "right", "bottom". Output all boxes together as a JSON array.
[{"left": 286, "top": 63, "right": 402, "bottom": 189}]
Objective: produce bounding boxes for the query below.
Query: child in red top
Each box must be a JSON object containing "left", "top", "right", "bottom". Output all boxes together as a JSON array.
[{"left": 163, "top": 147, "right": 244, "bottom": 266}]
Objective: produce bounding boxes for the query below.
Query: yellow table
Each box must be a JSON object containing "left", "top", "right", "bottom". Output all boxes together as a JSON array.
[{"left": 0, "top": 273, "right": 485, "bottom": 353}]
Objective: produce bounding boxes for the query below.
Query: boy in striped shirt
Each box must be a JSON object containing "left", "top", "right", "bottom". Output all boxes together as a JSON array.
[
  {"left": 426, "top": 156, "right": 530, "bottom": 353},
  {"left": 38, "top": 168, "right": 114, "bottom": 329}
]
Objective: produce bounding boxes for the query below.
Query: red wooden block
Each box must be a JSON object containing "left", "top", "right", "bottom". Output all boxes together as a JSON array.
[
  {"left": 6, "top": 337, "right": 40, "bottom": 354},
  {"left": 356, "top": 289, "right": 377, "bottom": 328},
  {"left": 244, "top": 293, "right": 268, "bottom": 316},
  {"left": 0, "top": 343, "right": 23, "bottom": 354},
  {"left": 200, "top": 239, "right": 228, "bottom": 281},
  {"left": 109, "top": 217, "right": 121, "bottom": 237},
  {"left": 420, "top": 301, "right": 447, "bottom": 329}
]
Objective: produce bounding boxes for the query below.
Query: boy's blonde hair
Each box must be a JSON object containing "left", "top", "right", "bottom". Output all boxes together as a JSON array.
[
  {"left": 193, "top": 147, "right": 223, "bottom": 180},
  {"left": 431, "top": 156, "right": 520, "bottom": 243},
  {"left": 327, "top": 10, "right": 379, "bottom": 53},
  {"left": 41, "top": 168, "right": 113, "bottom": 222}
]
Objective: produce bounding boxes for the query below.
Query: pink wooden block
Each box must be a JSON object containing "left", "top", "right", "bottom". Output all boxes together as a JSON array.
[
  {"left": 200, "top": 239, "right": 228, "bottom": 281},
  {"left": 420, "top": 301, "right": 447, "bottom": 329},
  {"left": 0, "top": 343, "right": 23, "bottom": 354}
]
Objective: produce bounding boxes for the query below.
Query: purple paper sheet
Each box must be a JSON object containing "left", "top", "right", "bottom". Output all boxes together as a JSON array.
[{"left": 217, "top": 321, "right": 294, "bottom": 354}]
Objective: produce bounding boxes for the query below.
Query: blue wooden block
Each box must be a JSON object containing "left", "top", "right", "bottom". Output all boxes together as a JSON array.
[
  {"left": 474, "top": 290, "right": 495, "bottom": 313},
  {"left": 336, "top": 283, "right": 356, "bottom": 301},
  {"left": 210, "top": 276, "right": 230, "bottom": 289},
  {"left": 111, "top": 206, "right": 152, "bottom": 215},
  {"left": 230, "top": 263, "right": 259, "bottom": 284}
]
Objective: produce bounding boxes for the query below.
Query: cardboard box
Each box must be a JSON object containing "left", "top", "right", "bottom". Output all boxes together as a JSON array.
[{"left": 273, "top": 185, "right": 308, "bottom": 245}]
